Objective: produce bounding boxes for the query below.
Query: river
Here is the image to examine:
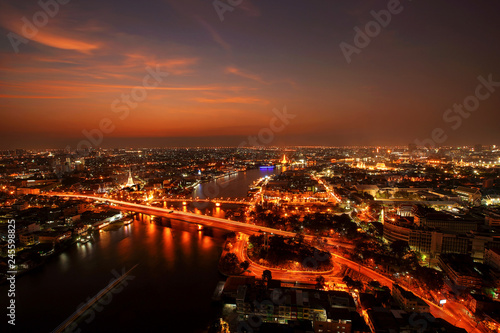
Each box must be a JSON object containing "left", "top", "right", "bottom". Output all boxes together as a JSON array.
[
  {"left": 192, "top": 167, "right": 280, "bottom": 199},
  {"left": 0, "top": 167, "right": 280, "bottom": 333}
]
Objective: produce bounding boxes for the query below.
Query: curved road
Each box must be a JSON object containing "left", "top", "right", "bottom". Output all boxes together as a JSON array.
[
  {"left": 47, "top": 193, "right": 484, "bottom": 332},
  {"left": 233, "top": 235, "right": 343, "bottom": 286}
]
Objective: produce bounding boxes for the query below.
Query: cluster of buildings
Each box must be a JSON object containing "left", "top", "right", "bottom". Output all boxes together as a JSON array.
[
  {"left": 218, "top": 276, "right": 466, "bottom": 333},
  {"left": 382, "top": 205, "right": 500, "bottom": 264},
  {"left": 0, "top": 195, "right": 122, "bottom": 273},
  {"left": 262, "top": 170, "right": 331, "bottom": 204},
  {"left": 2, "top": 145, "right": 500, "bottom": 332}
]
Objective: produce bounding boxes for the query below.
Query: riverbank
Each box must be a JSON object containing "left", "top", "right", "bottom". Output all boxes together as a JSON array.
[
  {"left": 0, "top": 237, "right": 75, "bottom": 285},
  {"left": 0, "top": 218, "right": 133, "bottom": 285},
  {"left": 0, "top": 216, "right": 226, "bottom": 333},
  {"left": 192, "top": 166, "right": 280, "bottom": 199},
  {"left": 218, "top": 236, "right": 245, "bottom": 276}
]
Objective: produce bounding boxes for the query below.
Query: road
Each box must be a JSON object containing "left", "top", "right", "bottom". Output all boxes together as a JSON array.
[
  {"left": 233, "top": 235, "right": 344, "bottom": 287},
  {"left": 329, "top": 253, "right": 487, "bottom": 333},
  {"left": 47, "top": 193, "right": 486, "bottom": 332},
  {"left": 47, "top": 193, "right": 354, "bottom": 249},
  {"left": 312, "top": 175, "right": 342, "bottom": 203}
]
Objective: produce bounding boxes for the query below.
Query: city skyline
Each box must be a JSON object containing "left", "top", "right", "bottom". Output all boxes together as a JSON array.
[
  {"left": 3, "top": 2, "right": 500, "bottom": 331},
  {"left": 1, "top": 0, "right": 500, "bottom": 149},
  {"left": 1, "top": 146, "right": 500, "bottom": 332}
]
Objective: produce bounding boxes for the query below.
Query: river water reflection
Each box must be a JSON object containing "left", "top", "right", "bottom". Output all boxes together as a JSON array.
[{"left": 0, "top": 167, "right": 281, "bottom": 332}]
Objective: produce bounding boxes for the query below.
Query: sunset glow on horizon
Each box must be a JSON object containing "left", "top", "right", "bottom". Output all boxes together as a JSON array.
[{"left": 1, "top": 0, "right": 499, "bottom": 149}]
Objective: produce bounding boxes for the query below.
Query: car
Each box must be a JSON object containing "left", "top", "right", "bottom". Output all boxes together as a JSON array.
[{"left": 169, "top": 210, "right": 174, "bottom": 213}]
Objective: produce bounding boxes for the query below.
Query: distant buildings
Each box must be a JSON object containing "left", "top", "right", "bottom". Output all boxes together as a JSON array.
[
  {"left": 38, "top": 229, "right": 72, "bottom": 244},
  {"left": 466, "top": 293, "right": 499, "bottom": 315},
  {"left": 455, "top": 186, "right": 482, "bottom": 206},
  {"left": 383, "top": 205, "right": 500, "bottom": 265},
  {"left": 353, "top": 185, "right": 379, "bottom": 198},
  {"left": 1, "top": 146, "right": 500, "bottom": 330},
  {"left": 412, "top": 205, "right": 480, "bottom": 233}
]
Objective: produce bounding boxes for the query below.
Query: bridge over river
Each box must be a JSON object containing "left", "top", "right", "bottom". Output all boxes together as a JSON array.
[{"left": 47, "top": 193, "right": 354, "bottom": 249}]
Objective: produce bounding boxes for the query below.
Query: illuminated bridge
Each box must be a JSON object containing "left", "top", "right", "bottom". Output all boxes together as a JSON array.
[
  {"left": 153, "top": 197, "right": 252, "bottom": 205},
  {"left": 46, "top": 193, "right": 354, "bottom": 249}
]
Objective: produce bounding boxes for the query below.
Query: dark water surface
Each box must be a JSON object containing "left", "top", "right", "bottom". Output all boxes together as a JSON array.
[
  {"left": 1, "top": 168, "right": 282, "bottom": 332},
  {"left": 1, "top": 220, "right": 226, "bottom": 333}
]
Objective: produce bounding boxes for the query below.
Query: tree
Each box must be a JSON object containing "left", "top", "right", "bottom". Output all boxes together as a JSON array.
[
  {"left": 390, "top": 240, "right": 410, "bottom": 258},
  {"left": 370, "top": 222, "right": 384, "bottom": 237},
  {"left": 248, "top": 234, "right": 263, "bottom": 247},
  {"left": 220, "top": 253, "right": 240, "bottom": 275},
  {"left": 315, "top": 275, "right": 326, "bottom": 290},
  {"left": 414, "top": 266, "right": 444, "bottom": 291},
  {"left": 294, "top": 233, "right": 305, "bottom": 246},
  {"left": 342, "top": 275, "right": 363, "bottom": 290},
  {"left": 332, "top": 214, "right": 358, "bottom": 239},
  {"left": 262, "top": 269, "right": 272, "bottom": 284},
  {"left": 343, "top": 275, "right": 354, "bottom": 288},
  {"left": 240, "top": 261, "right": 250, "bottom": 271},
  {"left": 351, "top": 280, "right": 364, "bottom": 291}
]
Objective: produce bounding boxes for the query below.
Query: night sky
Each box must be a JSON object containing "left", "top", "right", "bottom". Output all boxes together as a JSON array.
[{"left": 1, "top": 0, "right": 499, "bottom": 149}]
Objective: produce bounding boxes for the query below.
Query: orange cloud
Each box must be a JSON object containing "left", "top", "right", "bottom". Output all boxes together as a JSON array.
[
  {"left": 225, "top": 66, "right": 268, "bottom": 84},
  {"left": 0, "top": 3, "right": 99, "bottom": 53},
  {"left": 0, "top": 94, "right": 80, "bottom": 99},
  {"left": 195, "top": 97, "right": 269, "bottom": 105},
  {"left": 29, "top": 32, "right": 99, "bottom": 52}
]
